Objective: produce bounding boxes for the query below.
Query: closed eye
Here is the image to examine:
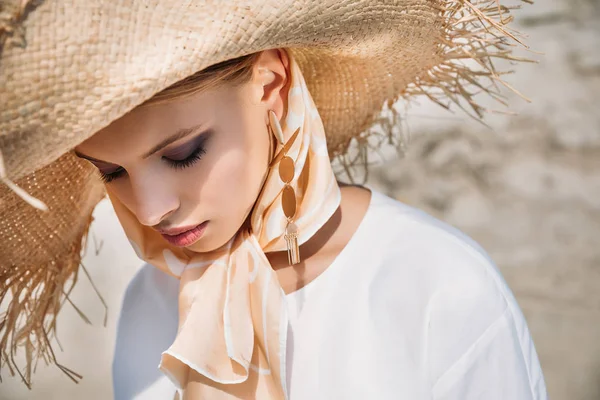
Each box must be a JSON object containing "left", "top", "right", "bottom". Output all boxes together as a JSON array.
[
  {"left": 163, "top": 145, "right": 207, "bottom": 170},
  {"left": 98, "top": 167, "right": 126, "bottom": 183},
  {"left": 98, "top": 133, "right": 211, "bottom": 183}
]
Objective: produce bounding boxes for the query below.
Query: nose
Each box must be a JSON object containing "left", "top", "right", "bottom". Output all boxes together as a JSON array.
[{"left": 127, "top": 174, "right": 179, "bottom": 227}]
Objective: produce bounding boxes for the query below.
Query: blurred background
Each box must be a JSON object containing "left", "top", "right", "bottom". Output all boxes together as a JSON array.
[{"left": 2, "top": 0, "right": 600, "bottom": 399}]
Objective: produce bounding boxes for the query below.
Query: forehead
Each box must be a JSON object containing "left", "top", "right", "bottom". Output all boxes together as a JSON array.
[{"left": 76, "top": 84, "right": 239, "bottom": 154}]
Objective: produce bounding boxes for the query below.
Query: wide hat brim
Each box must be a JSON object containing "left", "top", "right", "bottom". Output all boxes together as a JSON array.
[{"left": 0, "top": 0, "right": 529, "bottom": 387}]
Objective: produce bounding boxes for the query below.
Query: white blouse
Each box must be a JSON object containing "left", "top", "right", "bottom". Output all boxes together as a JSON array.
[{"left": 112, "top": 189, "right": 547, "bottom": 399}]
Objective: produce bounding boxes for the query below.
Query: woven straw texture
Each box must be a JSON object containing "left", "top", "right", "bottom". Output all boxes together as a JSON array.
[
  {"left": 0, "top": 0, "right": 529, "bottom": 388},
  {"left": 0, "top": 0, "right": 446, "bottom": 180}
]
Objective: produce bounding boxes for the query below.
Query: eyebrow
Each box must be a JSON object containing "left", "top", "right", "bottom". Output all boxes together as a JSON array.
[
  {"left": 74, "top": 124, "right": 204, "bottom": 164},
  {"left": 142, "top": 124, "right": 204, "bottom": 159}
]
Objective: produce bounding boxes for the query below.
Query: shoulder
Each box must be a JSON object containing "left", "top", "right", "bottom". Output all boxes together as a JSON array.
[
  {"left": 346, "top": 190, "right": 515, "bottom": 336},
  {"left": 116, "top": 262, "right": 180, "bottom": 332},
  {"left": 112, "top": 264, "right": 179, "bottom": 399},
  {"left": 121, "top": 262, "right": 180, "bottom": 307},
  {"left": 114, "top": 263, "right": 179, "bottom": 350},
  {"left": 363, "top": 190, "right": 545, "bottom": 395},
  {"left": 364, "top": 189, "right": 509, "bottom": 302}
]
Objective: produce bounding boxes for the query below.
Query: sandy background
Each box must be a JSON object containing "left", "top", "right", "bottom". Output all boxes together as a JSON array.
[{"left": 2, "top": 0, "right": 600, "bottom": 399}]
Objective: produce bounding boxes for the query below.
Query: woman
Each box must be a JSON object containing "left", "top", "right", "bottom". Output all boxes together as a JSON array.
[{"left": 1, "top": 1, "right": 546, "bottom": 399}]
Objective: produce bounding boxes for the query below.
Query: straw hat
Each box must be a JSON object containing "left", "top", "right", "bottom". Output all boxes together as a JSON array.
[{"left": 0, "top": 0, "right": 530, "bottom": 387}]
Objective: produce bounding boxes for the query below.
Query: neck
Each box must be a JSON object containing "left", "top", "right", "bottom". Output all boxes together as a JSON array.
[{"left": 266, "top": 183, "right": 371, "bottom": 294}]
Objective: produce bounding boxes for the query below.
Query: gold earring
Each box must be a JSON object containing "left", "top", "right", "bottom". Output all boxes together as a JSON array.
[
  {"left": 269, "top": 110, "right": 285, "bottom": 146},
  {"left": 268, "top": 110, "right": 300, "bottom": 265}
]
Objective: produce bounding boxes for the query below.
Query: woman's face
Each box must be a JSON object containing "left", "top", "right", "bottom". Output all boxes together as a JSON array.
[{"left": 75, "top": 49, "right": 290, "bottom": 252}]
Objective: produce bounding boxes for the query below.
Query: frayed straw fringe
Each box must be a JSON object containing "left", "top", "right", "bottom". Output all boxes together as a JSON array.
[
  {"left": 0, "top": 149, "right": 48, "bottom": 211},
  {"left": 0, "top": 214, "right": 92, "bottom": 388},
  {"left": 0, "top": 213, "right": 108, "bottom": 389},
  {"left": 335, "top": 0, "right": 536, "bottom": 183}
]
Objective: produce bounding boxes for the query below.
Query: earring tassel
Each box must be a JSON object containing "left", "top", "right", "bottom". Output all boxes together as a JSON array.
[{"left": 285, "top": 221, "right": 300, "bottom": 265}]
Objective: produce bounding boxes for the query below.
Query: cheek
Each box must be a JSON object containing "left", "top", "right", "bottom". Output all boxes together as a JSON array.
[
  {"left": 185, "top": 136, "right": 268, "bottom": 253},
  {"left": 108, "top": 164, "right": 179, "bottom": 213},
  {"left": 208, "top": 142, "right": 268, "bottom": 212},
  {"left": 200, "top": 125, "right": 270, "bottom": 227}
]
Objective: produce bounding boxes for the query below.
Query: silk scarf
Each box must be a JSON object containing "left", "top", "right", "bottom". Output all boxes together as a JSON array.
[{"left": 107, "top": 55, "right": 341, "bottom": 398}]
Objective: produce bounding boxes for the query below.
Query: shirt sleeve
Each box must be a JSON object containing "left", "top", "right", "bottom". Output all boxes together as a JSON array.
[{"left": 431, "top": 308, "right": 547, "bottom": 400}]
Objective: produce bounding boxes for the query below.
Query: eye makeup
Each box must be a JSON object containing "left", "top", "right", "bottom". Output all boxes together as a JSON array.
[
  {"left": 97, "top": 129, "right": 213, "bottom": 183},
  {"left": 98, "top": 167, "right": 124, "bottom": 183},
  {"left": 162, "top": 141, "right": 207, "bottom": 170}
]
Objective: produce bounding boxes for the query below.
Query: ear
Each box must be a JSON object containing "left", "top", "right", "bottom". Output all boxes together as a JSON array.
[{"left": 252, "top": 48, "right": 290, "bottom": 121}]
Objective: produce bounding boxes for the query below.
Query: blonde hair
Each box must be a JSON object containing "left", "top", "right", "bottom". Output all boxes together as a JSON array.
[{"left": 142, "top": 52, "right": 263, "bottom": 106}]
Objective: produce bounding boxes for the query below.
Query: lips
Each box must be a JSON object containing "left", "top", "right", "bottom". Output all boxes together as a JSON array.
[{"left": 159, "top": 221, "right": 208, "bottom": 247}]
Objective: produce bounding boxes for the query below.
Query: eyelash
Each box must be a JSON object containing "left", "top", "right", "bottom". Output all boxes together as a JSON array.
[{"left": 99, "top": 145, "right": 207, "bottom": 184}]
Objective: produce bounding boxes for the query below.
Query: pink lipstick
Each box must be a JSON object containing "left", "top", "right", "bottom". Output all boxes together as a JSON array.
[{"left": 160, "top": 221, "right": 208, "bottom": 247}]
